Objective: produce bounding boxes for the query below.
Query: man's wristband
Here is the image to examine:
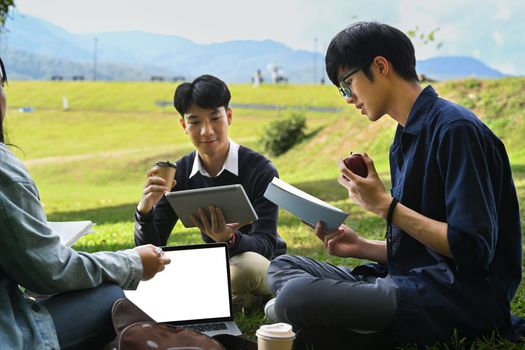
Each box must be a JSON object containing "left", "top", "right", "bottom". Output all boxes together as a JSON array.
[
  {"left": 387, "top": 197, "right": 399, "bottom": 226},
  {"left": 385, "top": 197, "right": 399, "bottom": 238}
]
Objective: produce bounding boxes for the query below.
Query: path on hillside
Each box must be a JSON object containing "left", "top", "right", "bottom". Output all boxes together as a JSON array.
[
  {"left": 22, "top": 137, "right": 256, "bottom": 166},
  {"left": 22, "top": 147, "right": 163, "bottom": 166}
]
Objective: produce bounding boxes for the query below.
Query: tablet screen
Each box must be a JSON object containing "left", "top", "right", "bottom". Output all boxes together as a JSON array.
[{"left": 165, "top": 184, "right": 258, "bottom": 228}]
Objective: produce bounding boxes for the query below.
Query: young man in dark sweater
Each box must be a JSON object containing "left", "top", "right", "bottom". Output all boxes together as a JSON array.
[{"left": 134, "top": 74, "right": 286, "bottom": 308}]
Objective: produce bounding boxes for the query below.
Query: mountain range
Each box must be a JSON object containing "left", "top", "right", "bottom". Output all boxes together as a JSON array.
[{"left": 0, "top": 12, "right": 507, "bottom": 83}]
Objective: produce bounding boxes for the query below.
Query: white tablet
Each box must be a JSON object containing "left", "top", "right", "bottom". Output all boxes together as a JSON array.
[{"left": 165, "top": 184, "right": 258, "bottom": 228}]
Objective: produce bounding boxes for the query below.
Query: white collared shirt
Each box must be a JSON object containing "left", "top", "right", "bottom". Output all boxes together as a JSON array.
[{"left": 189, "top": 139, "right": 240, "bottom": 178}]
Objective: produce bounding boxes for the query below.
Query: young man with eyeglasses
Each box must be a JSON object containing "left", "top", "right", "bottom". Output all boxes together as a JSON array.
[{"left": 266, "top": 22, "right": 523, "bottom": 348}]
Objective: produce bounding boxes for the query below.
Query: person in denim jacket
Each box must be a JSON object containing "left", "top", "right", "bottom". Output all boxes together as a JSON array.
[{"left": 0, "top": 57, "right": 171, "bottom": 350}]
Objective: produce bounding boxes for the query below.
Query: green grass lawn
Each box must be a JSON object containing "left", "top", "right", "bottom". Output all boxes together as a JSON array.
[{"left": 4, "top": 79, "right": 525, "bottom": 349}]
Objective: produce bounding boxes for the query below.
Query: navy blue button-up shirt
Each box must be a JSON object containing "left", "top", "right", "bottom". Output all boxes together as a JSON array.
[{"left": 384, "top": 86, "right": 522, "bottom": 345}]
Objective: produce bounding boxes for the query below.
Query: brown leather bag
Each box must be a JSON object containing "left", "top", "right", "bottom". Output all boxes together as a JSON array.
[{"left": 111, "top": 298, "right": 225, "bottom": 350}]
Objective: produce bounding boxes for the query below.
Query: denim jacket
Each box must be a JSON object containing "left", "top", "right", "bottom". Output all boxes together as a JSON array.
[{"left": 0, "top": 144, "right": 143, "bottom": 349}]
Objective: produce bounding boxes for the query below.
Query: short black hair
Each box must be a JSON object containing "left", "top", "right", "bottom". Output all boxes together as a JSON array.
[
  {"left": 325, "top": 22, "right": 419, "bottom": 85},
  {"left": 1, "top": 56, "right": 7, "bottom": 144},
  {"left": 0, "top": 56, "right": 7, "bottom": 87},
  {"left": 173, "top": 74, "right": 231, "bottom": 116}
]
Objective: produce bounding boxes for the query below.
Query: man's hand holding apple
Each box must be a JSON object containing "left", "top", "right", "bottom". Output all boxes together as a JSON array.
[{"left": 338, "top": 152, "right": 392, "bottom": 219}]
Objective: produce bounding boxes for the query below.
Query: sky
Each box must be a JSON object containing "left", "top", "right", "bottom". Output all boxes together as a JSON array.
[{"left": 13, "top": 0, "right": 525, "bottom": 75}]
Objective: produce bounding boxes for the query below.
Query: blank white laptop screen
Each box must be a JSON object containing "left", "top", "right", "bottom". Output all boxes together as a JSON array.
[{"left": 125, "top": 244, "right": 231, "bottom": 323}]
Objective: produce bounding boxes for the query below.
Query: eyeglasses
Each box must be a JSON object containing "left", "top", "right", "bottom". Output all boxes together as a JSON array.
[{"left": 337, "top": 61, "right": 370, "bottom": 99}]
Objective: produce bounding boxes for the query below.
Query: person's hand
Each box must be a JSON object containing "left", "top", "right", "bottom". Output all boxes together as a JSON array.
[
  {"left": 134, "top": 244, "right": 171, "bottom": 281},
  {"left": 190, "top": 205, "right": 251, "bottom": 242},
  {"left": 314, "top": 222, "right": 364, "bottom": 258},
  {"left": 137, "top": 166, "right": 176, "bottom": 215},
  {"left": 337, "top": 152, "right": 391, "bottom": 218}
]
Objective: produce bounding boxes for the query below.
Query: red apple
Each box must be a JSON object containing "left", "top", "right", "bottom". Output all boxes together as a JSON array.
[{"left": 343, "top": 153, "right": 368, "bottom": 177}]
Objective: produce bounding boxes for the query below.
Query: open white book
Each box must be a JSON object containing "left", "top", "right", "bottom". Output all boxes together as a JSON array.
[
  {"left": 48, "top": 221, "right": 96, "bottom": 247},
  {"left": 263, "top": 177, "right": 348, "bottom": 231}
]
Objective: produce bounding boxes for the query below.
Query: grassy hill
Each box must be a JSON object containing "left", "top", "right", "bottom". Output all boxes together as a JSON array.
[{"left": 3, "top": 79, "right": 525, "bottom": 348}]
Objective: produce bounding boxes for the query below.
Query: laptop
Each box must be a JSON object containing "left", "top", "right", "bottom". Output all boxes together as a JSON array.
[{"left": 124, "top": 243, "right": 242, "bottom": 337}]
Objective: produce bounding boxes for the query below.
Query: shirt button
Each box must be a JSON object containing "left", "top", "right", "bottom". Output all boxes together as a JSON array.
[{"left": 32, "top": 304, "right": 40, "bottom": 312}]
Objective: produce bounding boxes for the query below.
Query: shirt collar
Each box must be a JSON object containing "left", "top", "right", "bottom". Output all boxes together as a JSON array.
[
  {"left": 402, "top": 85, "right": 438, "bottom": 136},
  {"left": 189, "top": 139, "right": 240, "bottom": 178}
]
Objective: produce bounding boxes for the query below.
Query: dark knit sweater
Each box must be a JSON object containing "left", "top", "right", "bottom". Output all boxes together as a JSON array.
[{"left": 134, "top": 145, "right": 286, "bottom": 259}]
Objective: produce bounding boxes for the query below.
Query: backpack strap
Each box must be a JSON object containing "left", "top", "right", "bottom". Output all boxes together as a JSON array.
[{"left": 112, "top": 297, "right": 154, "bottom": 334}]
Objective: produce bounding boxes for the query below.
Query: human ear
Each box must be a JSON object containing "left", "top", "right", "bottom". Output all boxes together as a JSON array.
[
  {"left": 226, "top": 108, "right": 233, "bottom": 125},
  {"left": 179, "top": 117, "right": 188, "bottom": 134},
  {"left": 373, "top": 56, "right": 389, "bottom": 75}
]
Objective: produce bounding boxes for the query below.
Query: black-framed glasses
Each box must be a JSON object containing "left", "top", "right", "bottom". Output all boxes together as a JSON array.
[{"left": 337, "top": 61, "right": 370, "bottom": 99}]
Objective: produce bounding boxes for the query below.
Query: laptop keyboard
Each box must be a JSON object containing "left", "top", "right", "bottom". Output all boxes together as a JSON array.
[{"left": 185, "top": 322, "right": 228, "bottom": 333}]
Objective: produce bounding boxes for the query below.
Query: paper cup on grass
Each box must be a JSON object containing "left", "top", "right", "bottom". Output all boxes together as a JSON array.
[{"left": 256, "top": 322, "right": 295, "bottom": 350}]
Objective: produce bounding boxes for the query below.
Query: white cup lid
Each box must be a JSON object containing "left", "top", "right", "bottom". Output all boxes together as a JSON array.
[{"left": 256, "top": 323, "right": 295, "bottom": 339}]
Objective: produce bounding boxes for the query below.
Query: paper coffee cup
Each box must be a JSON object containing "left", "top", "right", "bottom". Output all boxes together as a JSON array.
[
  {"left": 154, "top": 161, "right": 176, "bottom": 189},
  {"left": 256, "top": 323, "right": 295, "bottom": 350}
]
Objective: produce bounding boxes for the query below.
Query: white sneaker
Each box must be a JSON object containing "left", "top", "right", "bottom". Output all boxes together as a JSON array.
[{"left": 264, "top": 297, "right": 278, "bottom": 323}]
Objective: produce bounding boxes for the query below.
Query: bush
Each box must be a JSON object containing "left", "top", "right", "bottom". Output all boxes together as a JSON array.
[
  {"left": 463, "top": 78, "right": 482, "bottom": 90},
  {"left": 259, "top": 111, "right": 307, "bottom": 156}
]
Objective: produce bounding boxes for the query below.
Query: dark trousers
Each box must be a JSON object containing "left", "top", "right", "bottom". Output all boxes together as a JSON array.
[
  {"left": 41, "top": 283, "right": 124, "bottom": 350},
  {"left": 267, "top": 255, "right": 398, "bottom": 332}
]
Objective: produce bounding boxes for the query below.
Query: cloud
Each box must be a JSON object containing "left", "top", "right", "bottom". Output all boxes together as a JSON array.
[
  {"left": 493, "top": 62, "right": 517, "bottom": 75},
  {"left": 492, "top": 31, "right": 504, "bottom": 46},
  {"left": 396, "top": 0, "right": 441, "bottom": 33},
  {"left": 492, "top": 6, "right": 511, "bottom": 21}
]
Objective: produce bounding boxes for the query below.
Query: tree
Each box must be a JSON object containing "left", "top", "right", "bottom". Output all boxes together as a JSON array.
[
  {"left": 1, "top": 0, "right": 15, "bottom": 28},
  {"left": 406, "top": 26, "right": 443, "bottom": 50},
  {"left": 350, "top": 17, "right": 443, "bottom": 51}
]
